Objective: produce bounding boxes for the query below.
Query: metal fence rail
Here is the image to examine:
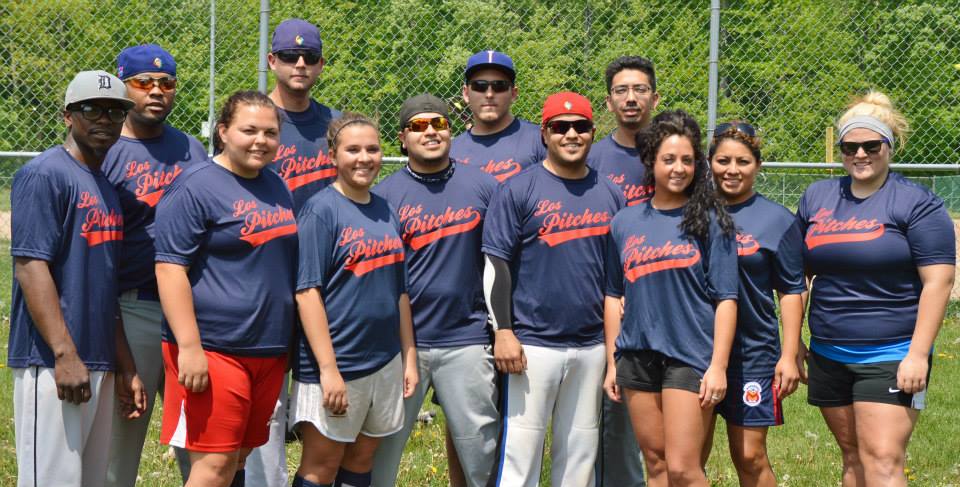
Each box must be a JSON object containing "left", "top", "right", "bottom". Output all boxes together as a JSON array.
[{"left": 0, "top": 1, "right": 957, "bottom": 193}]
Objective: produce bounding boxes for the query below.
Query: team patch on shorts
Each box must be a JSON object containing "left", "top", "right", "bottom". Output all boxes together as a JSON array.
[{"left": 717, "top": 376, "right": 783, "bottom": 427}]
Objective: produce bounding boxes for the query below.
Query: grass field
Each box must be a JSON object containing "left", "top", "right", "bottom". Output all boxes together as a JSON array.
[{"left": 0, "top": 242, "right": 958, "bottom": 486}]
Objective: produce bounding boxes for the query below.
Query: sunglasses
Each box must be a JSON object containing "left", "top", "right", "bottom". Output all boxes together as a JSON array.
[
  {"left": 838, "top": 139, "right": 886, "bottom": 156},
  {"left": 406, "top": 116, "right": 449, "bottom": 132},
  {"left": 69, "top": 103, "right": 127, "bottom": 123},
  {"left": 469, "top": 79, "right": 512, "bottom": 93},
  {"left": 125, "top": 75, "right": 177, "bottom": 92},
  {"left": 274, "top": 49, "right": 322, "bottom": 65},
  {"left": 715, "top": 121, "right": 757, "bottom": 138},
  {"left": 546, "top": 119, "right": 593, "bottom": 135}
]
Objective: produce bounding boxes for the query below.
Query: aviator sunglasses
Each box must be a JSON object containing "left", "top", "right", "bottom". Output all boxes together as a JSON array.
[
  {"left": 69, "top": 103, "right": 128, "bottom": 123},
  {"left": 406, "top": 116, "right": 450, "bottom": 132},
  {"left": 274, "top": 49, "right": 322, "bottom": 65},
  {"left": 125, "top": 75, "right": 177, "bottom": 92},
  {"left": 546, "top": 119, "right": 593, "bottom": 135},
  {"left": 714, "top": 121, "right": 757, "bottom": 138},
  {"left": 469, "top": 79, "right": 512, "bottom": 93},
  {"left": 838, "top": 139, "right": 886, "bottom": 156}
]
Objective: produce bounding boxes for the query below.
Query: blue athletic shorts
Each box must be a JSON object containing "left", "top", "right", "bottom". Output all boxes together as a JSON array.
[{"left": 716, "top": 375, "right": 783, "bottom": 427}]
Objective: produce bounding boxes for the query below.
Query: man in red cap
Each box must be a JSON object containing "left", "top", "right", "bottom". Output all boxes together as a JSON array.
[{"left": 482, "top": 92, "right": 625, "bottom": 486}]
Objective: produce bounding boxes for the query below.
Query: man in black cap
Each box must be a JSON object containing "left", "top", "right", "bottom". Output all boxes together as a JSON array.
[{"left": 371, "top": 94, "right": 501, "bottom": 487}]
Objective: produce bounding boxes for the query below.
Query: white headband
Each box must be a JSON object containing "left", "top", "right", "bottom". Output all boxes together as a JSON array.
[{"left": 838, "top": 115, "right": 894, "bottom": 151}]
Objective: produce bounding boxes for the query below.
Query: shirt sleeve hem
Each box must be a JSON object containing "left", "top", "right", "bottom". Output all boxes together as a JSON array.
[
  {"left": 913, "top": 257, "right": 956, "bottom": 266},
  {"left": 605, "top": 289, "right": 624, "bottom": 298},
  {"left": 10, "top": 248, "right": 55, "bottom": 261},
  {"left": 481, "top": 246, "right": 512, "bottom": 261},
  {"left": 296, "top": 280, "right": 323, "bottom": 292},
  {"left": 155, "top": 253, "right": 192, "bottom": 266}
]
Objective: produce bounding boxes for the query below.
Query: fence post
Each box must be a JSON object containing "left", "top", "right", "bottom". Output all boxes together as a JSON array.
[
  {"left": 706, "top": 0, "right": 721, "bottom": 142},
  {"left": 258, "top": 0, "right": 270, "bottom": 93},
  {"left": 206, "top": 0, "right": 217, "bottom": 155}
]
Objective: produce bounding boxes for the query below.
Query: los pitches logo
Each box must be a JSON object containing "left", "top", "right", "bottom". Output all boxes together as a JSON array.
[
  {"left": 338, "top": 226, "right": 405, "bottom": 276},
  {"left": 534, "top": 199, "right": 612, "bottom": 247},
  {"left": 233, "top": 199, "right": 297, "bottom": 247},
  {"left": 805, "top": 208, "right": 884, "bottom": 249},
  {"left": 77, "top": 192, "right": 123, "bottom": 246},
  {"left": 620, "top": 234, "right": 700, "bottom": 282},
  {"left": 273, "top": 143, "right": 338, "bottom": 191},
  {"left": 397, "top": 204, "right": 482, "bottom": 250}
]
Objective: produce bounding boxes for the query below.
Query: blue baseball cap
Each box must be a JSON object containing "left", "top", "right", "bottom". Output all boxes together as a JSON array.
[
  {"left": 465, "top": 50, "right": 515, "bottom": 82},
  {"left": 271, "top": 18, "right": 323, "bottom": 53},
  {"left": 116, "top": 44, "right": 176, "bottom": 80}
]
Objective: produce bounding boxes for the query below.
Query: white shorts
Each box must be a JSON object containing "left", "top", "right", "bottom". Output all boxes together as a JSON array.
[
  {"left": 13, "top": 366, "right": 114, "bottom": 487},
  {"left": 290, "top": 353, "right": 403, "bottom": 443}
]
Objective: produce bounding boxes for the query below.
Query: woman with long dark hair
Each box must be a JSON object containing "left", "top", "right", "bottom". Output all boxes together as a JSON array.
[{"left": 603, "top": 110, "right": 738, "bottom": 487}]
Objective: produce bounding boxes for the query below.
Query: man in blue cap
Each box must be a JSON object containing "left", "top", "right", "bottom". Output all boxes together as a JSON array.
[
  {"left": 10, "top": 70, "right": 135, "bottom": 487},
  {"left": 451, "top": 50, "right": 545, "bottom": 184},
  {"left": 267, "top": 18, "right": 342, "bottom": 211},
  {"left": 103, "top": 43, "right": 207, "bottom": 487},
  {"left": 244, "top": 18, "right": 342, "bottom": 487}
]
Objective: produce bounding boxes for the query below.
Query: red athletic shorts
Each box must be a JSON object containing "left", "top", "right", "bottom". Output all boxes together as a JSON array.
[{"left": 160, "top": 342, "right": 287, "bottom": 452}]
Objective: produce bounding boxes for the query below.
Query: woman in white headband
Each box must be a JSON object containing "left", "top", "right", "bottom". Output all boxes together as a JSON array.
[{"left": 796, "top": 91, "right": 955, "bottom": 486}]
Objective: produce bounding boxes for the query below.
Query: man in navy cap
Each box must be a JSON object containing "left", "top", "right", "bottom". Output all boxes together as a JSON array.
[
  {"left": 244, "top": 18, "right": 343, "bottom": 487},
  {"left": 451, "top": 50, "right": 545, "bottom": 184},
  {"left": 267, "top": 18, "right": 342, "bottom": 211},
  {"left": 10, "top": 70, "right": 136, "bottom": 487},
  {"left": 102, "top": 43, "right": 207, "bottom": 487}
]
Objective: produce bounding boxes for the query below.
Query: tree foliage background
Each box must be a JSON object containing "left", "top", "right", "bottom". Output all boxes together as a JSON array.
[{"left": 1, "top": 0, "right": 958, "bottom": 163}]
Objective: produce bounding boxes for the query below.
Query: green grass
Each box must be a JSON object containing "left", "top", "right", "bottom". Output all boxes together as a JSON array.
[{"left": 1, "top": 244, "right": 959, "bottom": 485}]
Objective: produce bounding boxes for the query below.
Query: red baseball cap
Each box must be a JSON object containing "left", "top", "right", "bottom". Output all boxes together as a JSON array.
[{"left": 541, "top": 91, "right": 593, "bottom": 125}]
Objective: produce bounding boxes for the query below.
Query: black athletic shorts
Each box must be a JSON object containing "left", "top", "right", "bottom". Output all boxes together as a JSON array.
[
  {"left": 807, "top": 351, "right": 931, "bottom": 410},
  {"left": 616, "top": 349, "right": 702, "bottom": 394}
]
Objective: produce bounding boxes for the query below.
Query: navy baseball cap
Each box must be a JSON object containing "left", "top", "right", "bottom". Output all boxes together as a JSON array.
[
  {"left": 116, "top": 44, "right": 176, "bottom": 80},
  {"left": 272, "top": 18, "right": 323, "bottom": 53},
  {"left": 465, "top": 50, "right": 515, "bottom": 82}
]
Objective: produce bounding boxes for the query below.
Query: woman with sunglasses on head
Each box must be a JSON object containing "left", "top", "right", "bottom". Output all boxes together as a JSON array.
[
  {"left": 154, "top": 90, "right": 297, "bottom": 487},
  {"left": 603, "top": 110, "right": 738, "bottom": 487},
  {"left": 290, "top": 113, "right": 417, "bottom": 487},
  {"left": 797, "top": 91, "right": 955, "bottom": 486},
  {"left": 702, "top": 121, "right": 806, "bottom": 487}
]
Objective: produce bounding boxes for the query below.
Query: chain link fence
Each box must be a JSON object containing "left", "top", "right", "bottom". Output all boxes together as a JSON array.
[{"left": 1, "top": 1, "right": 958, "bottom": 206}]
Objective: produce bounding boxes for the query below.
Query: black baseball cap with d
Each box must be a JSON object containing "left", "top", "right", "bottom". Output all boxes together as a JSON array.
[{"left": 399, "top": 93, "right": 449, "bottom": 155}]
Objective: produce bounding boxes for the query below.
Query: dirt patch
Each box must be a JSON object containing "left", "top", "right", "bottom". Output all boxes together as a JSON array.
[{"left": 0, "top": 212, "right": 956, "bottom": 297}]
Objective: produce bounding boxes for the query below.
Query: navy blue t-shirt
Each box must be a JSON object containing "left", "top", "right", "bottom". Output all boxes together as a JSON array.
[
  {"left": 606, "top": 202, "right": 739, "bottom": 373},
  {"left": 587, "top": 134, "right": 652, "bottom": 207},
  {"left": 483, "top": 164, "right": 624, "bottom": 347},
  {"left": 8, "top": 146, "right": 123, "bottom": 370},
  {"left": 451, "top": 117, "right": 546, "bottom": 183},
  {"left": 295, "top": 187, "right": 406, "bottom": 382},
  {"left": 797, "top": 173, "right": 955, "bottom": 345},
  {"left": 270, "top": 99, "right": 342, "bottom": 211},
  {"left": 102, "top": 126, "right": 208, "bottom": 293},
  {"left": 154, "top": 162, "right": 298, "bottom": 356},
  {"left": 375, "top": 163, "right": 498, "bottom": 347},
  {"left": 727, "top": 193, "right": 806, "bottom": 375}
]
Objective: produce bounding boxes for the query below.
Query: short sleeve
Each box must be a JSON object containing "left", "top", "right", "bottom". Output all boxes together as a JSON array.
[
  {"left": 771, "top": 218, "right": 806, "bottom": 294},
  {"left": 392, "top": 209, "right": 408, "bottom": 294},
  {"left": 481, "top": 184, "right": 522, "bottom": 261},
  {"left": 604, "top": 227, "right": 625, "bottom": 298},
  {"left": 705, "top": 218, "right": 739, "bottom": 301},
  {"left": 795, "top": 188, "right": 811, "bottom": 235},
  {"left": 904, "top": 192, "right": 955, "bottom": 266},
  {"left": 153, "top": 181, "right": 208, "bottom": 266},
  {"left": 11, "top": 168, "right": 65, "bottom": 261},
  {"left": 296, "top": 207, "right": 335, "bottom": 292}
]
